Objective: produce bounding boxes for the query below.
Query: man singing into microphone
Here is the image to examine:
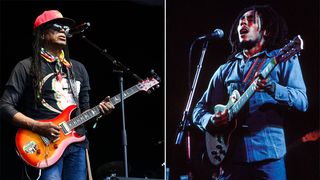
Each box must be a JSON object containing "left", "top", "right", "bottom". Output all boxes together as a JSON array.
[
  {"left": 192, "top": 5, "right": 308, "bottom": 179},
  {"left": 0, "top": 10, "right": 114, "bottom": 179}
]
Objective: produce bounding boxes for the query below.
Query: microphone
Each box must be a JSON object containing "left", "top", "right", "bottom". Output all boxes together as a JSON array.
[
  {"left": 197, "top": 28, "right": 224, "bottom": 40},
  {"left": 66, "top": 22, "right": 91, "bottom": 37}
]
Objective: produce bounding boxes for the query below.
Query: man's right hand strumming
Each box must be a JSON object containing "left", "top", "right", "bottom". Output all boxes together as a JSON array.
[
  {"left": 32, "top": 121, "right": 60, "bottom": 140},
  {"left": 210, "top": 109, "right": 228, "bottom": 127}
]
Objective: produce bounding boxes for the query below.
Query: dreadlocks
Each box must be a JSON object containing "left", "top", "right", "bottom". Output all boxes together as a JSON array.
[
  {"left": 228, "top": 5, "right": 288, "bottom": 60},
  {"left": 30, "top": 28, "right": 44, "bottom": 103},
  {"left": 30, "top": 26, "right": 72, "bottom": 104}
]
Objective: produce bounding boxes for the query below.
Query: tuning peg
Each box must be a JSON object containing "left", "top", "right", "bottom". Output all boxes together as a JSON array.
[
  {"left": 150, "top": 69, "right": 161, "bottom": 82},
  {"left": 151, "top": 69, "right": 156, "bottom": 75}
]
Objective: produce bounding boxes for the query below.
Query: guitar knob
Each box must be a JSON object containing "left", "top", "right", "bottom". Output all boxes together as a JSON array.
[
  {"left": 216, "top": 145, "right": 223, "bottom": 150},
  {"left": 36, "top": 149, "right": 41, "bottom": 155},
  {"left": 211, "top": 151, "right": 218, "bottom": 155},
  {"left": 54, "top": 144, "right": 58, "bottom": 149}
]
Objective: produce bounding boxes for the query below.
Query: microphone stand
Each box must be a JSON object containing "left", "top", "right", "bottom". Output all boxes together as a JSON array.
[
  {"left": 175, "top": 40, "right": 209, "bottom": 180},
  {"left": 114, "top": 70, "right": 129, "bottom": 178},
  {"left": 79, "top": 34, "right": 142, "bottom": 82},
  {"left": 79, "top": 33, "right": 143, "bottom": 178}
]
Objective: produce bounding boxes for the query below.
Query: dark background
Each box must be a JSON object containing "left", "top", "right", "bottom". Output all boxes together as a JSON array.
[
  {"left": 167, "top": 0, "right": 319, "bottom": 179},
  {"left": 0, "top": 0, "right": 164, "bottom": 179}
]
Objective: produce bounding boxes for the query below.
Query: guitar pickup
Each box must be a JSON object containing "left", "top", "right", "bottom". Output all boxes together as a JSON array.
[
  {"left": 23, "top": 141, "right": 38, "bottom": 154},
  {"left": 59, "top": 122, "right": 71, "bottom": 135}
]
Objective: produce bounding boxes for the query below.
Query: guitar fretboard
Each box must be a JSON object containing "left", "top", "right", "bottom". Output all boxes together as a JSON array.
[
  {"left": 229, "top": 58, "right": 277, "bottom": 116},
  {"left": 67, "top": 83, "right": 142, "bottom": 129}
]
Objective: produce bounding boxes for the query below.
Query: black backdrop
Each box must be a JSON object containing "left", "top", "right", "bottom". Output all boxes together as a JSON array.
[
  {"left": 0, "top": 0, "right": 164, "bottom": 179},
  {"left": 167, "top": 0, "right": 319, "bottom": 180}
]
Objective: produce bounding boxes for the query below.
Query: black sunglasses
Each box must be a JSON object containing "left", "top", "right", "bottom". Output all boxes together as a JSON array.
[{"left": 48, "top": 23, "right": 70, "bottom": 32}]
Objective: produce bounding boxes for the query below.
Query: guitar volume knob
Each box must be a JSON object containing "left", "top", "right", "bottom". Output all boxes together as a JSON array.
[{"left": 54, "top": 144, "right": 58, "bottom": 149}]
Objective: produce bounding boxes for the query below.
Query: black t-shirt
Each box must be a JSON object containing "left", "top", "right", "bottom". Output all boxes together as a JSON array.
[{"left": 1, "top": 57, "right": 91, "bottom": 136}]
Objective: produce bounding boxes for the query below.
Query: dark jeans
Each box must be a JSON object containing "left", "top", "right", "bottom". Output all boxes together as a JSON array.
[
  {"left": 39, "top": 144, "right": 87, "bottom": 180},
  {"left": 221, "top": 158, "right": 286, "bottom": 180}
]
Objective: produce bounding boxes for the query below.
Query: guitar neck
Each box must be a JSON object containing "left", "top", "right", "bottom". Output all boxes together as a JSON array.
[
  {"left": 230, "top": 58, "right": 278, "bottom": 115},
  {"left": 68, "top": 84, "right": 141, "bottom": 129}
]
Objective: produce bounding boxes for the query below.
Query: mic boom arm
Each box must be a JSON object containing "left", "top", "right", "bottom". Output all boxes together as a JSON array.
[{"left": 79, "top": 34, "right": 143, "bottom": 82}]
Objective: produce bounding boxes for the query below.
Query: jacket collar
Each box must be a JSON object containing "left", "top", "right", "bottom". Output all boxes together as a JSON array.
[{"left": 234, "top": 49, "right": 279, "bottom": 60}]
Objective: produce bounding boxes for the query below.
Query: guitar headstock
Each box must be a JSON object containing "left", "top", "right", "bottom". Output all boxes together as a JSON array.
[
  {"left": 276, "top": 35, "right": 303, "bottom": 63},
  {"left": 137, "top": 76, "right": 160, "bottom": 93},
  {"left": 302, "top": 130, "right": 320, "bottom": 143}
]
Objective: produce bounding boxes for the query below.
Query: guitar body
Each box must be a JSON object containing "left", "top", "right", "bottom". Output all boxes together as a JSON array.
[
  {"left": 205, "top": 90, "right": 239, "bottom": 166},
  {"left": 15, "top": 105, "right": 85, "bottom": 169},
  {"left": 14, "top": 76, "right": 160, "bottom": 169}
]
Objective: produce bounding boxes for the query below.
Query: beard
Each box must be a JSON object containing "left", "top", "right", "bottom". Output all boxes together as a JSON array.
[{"left": 238, "top": 39, "right": 259, "bottom": 50}]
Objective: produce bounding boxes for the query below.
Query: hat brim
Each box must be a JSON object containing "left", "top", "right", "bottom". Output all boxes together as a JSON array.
[{"left": 42, "top": 17, "right": 75, "bottom": 28}]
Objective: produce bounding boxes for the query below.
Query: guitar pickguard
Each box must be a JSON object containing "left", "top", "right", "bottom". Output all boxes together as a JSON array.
[{"left": 205, "top": 90, "right": 239, "bottom": 166}]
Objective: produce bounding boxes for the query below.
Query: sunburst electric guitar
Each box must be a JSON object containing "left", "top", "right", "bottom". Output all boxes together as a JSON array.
[
  {"left": 15, "top": 77, "right": 160, "bottom": 169},
  {"left": 206, "top": 35, "right": 304, "bottom": 166}
]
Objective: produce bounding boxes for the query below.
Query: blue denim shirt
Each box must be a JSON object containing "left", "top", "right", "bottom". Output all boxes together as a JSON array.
[{"left": 192, "top": 49, "right": 308, "bottom": 162}]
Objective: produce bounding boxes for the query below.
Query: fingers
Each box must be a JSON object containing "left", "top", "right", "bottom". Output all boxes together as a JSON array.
[
  {"left": 51, "top": 128, "right": 60, "bottom": 135},
  {"left": 104, "top": 96, "right": 111, "bottom": 102},
  {"left": 99, "top": 96, "right": 115, "bottom": 115},
  {"left": 34, "top": 122, "right": 60, "bottom": 140},
  {"left": 256, "top": 78, "right": 268, "bottom": 91},
  {"left": 49, "top": 122, "right": 60, "bottom": 131},
  {"left": 50, "top": 132, "right": 60, "bottom": 140},
  {"left": 48, "top": 122, "right": 60, "bottom": 139},
  {"left": 212, "top": 109, "right": 228, "bottom": 126},
  {"left": 219, "top": 109, "right": 228, "bottom": 122},
  {"left": 257, "top": 78, "right": 267, "bottom": 86},
  {"left": 230, "top": 94, "right": 238, "bottom": 103},
  {"left": 99, "top": 103, "right": 107, "bottom": 114},
  {"left": 47, "top": 122, "right": 60, "bottom": 135}
]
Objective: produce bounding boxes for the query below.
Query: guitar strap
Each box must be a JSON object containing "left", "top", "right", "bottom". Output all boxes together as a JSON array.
[
  {"left": 67, "top": 67, "right": 94, "bottom": 179},
  {"left": 66, "top": 67, "right": 81, "bottom": 115},
  {"left": 66, "top": 66, "right": 89, "bottom": 131},
  {"left": 237, "top": 55, "right": 266, "bottom": 131},
  {"left": 241, "top": 55, "right": 267, "bottom": 92}
]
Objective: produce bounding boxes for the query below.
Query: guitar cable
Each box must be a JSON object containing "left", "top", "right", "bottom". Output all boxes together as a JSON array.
[
  {"left": 15, "top": 148, "right": 42, "bottom": 180},
  {"left": 93, "top": 115, "right": 103, "bottom": 129},
  {"left": 24, "top": 165, "right": 42, "bottom": 180}
]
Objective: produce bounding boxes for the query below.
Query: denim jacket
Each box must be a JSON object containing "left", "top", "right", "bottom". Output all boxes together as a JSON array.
[{"left": 192, "top": 49, "right": 308, "bottom": 162}]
